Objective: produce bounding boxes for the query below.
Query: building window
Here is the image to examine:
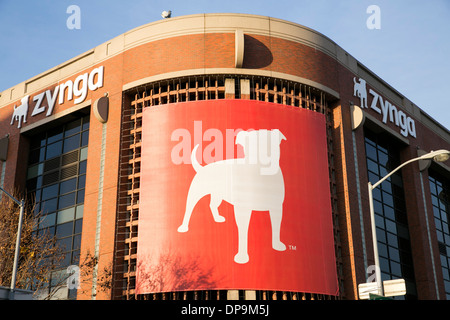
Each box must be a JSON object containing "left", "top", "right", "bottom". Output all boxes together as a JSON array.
[
  {"left": 428, "top": 173, "right": 450, "bottom": 299},
  {"left": 26, "top": 115, "right": 89, "bottom": 299},
  {"left": 364, "top": 130, "right": 417, "bottom": 299}
]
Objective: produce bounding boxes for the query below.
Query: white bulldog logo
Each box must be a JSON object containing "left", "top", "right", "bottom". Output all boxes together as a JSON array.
[
  {"left": 10, "top": 95, "right": 29, "bottom": 129},
  {"left": 177, "top": 129, "right": 287, "bottom": 264},
  {"left": 353, "top": 77, "right": 368, "bottom": 109}
]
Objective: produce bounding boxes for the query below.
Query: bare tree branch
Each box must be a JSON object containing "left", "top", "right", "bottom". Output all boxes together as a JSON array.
[{"left": 0, "top": 190, "right": 112, "bottom": 300}]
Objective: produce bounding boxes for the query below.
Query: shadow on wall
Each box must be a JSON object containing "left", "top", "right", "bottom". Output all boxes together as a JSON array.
[
  {"left": 242, "top": 35, "right": 273, "bottom": 69},
  {"left": 136, "top": 249, "right": 224, "bottom": 294}
]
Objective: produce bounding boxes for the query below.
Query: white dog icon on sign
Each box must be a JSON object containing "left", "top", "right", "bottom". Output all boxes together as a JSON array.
[
  {"left": 10, "top": 95, "right": 29, "bottom": 129},
  {"left": 177, "top": 129, "right": 287, "bottom": 264},
  {"left": 353, "top": 77, "right": 368, "bottom": 109}
]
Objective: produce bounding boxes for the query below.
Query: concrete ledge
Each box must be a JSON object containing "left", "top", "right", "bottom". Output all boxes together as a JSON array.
[{"left": 0, "top": 286, "right": 34, "bottom": 300}]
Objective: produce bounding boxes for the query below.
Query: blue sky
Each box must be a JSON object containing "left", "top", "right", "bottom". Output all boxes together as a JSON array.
[{"left": 1, "top": 0, "right": 449, "bottom": 130}]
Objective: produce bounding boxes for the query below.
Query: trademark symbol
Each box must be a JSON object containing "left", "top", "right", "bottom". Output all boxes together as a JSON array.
[{"left": 289, "top": 245, "right": 296, "bottom": 251}]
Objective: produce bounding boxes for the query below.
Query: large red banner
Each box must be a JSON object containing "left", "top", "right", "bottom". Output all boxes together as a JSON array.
[{"left": 136, "top": 99, "right": 338, "bottom": 295}]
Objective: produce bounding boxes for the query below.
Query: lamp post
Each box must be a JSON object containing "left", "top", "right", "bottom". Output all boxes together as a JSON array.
[
  {"left": 0, "top": 186, "right": 25, "bottom": 300},
  {"left": 367, "top": 149, "right": 450, "bottom": 296}
]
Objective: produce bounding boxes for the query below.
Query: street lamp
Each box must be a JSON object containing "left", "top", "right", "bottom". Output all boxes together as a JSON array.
[
  {"left": 367, "top": 149, "right": 450, "bottom": 296},
  {"left": 0, "top": 186, "right": 25, "bottom": 300}
]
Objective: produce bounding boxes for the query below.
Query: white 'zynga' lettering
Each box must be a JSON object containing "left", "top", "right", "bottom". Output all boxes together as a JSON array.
[
  {"left": 354, "top": 77, "right": 416, "bottom": 138},
  {"left": 59, "top": 66, "right": 104, "bottom": 105},
  {"left": 10, "top": 66, "right": 104, "bottom": 129}
]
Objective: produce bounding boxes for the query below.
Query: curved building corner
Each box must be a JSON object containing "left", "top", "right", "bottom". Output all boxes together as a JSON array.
[{"left": 0, "top": 13, "right": 449, "bottom": 301}]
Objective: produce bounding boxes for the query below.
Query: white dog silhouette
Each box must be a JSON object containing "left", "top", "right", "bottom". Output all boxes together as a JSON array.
[
  {"left": 10, "top": 95, "right": 29, "bottom": 129},
  {"left": 177, "top": 129, "right": 287, "bottom": 264},
  {"left": 353, "top": 77, "right": 368, "bottom": 109}
]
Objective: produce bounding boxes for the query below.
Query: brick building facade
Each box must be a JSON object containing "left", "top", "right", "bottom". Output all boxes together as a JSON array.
[{"left": 0, "top": 13, "right": 449, "bottom": 300}]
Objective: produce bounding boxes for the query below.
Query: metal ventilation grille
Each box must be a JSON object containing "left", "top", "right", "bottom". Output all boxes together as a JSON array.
[
  {"left": 41, "top": 151, "right": 79, "bottom": 186},
  {"left": 42, "top": 171, "right": 60, "bottom": 186},
  {"left": 438, "top": 241, "right": 447, "bottom": 256},
  {"left": 44, "top": 157, "right": 60, "bottom": 172},
  {"left": 62, "top": 150, "right": 79, "bottom": 166},
  {"left": 60, "top": 164, "right": 78, "bottom": 180}
]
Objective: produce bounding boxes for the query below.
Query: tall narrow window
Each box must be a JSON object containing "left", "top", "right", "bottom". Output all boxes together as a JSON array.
[
  {"left": 26, "top": 115, "right": 89, "bottom": 299},
  {"left": 429, "top": 173, "right": 450, "bottom": 299},
  {"left": 364, "top": 130, "right": 417, "bottom": 299}
]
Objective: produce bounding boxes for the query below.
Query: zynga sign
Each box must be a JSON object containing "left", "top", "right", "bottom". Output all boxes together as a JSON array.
[
  {"left": 10, "top": 66, "right": 104, "bottom": 128},
  {"left": 353, "top": 77, "right": 416, "bottom": 138},
  {"left": 136, "top": 100, "right": 338, "bottom": 295}
]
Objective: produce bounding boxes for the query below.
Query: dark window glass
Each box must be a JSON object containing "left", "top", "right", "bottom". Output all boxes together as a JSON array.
[
  {"left": 63, "top": 134, "right": 80, "bottom": 153},
  {"left": 429, "top": 172, "right": 450, "bottom": 299},
  {"left": 367, "top": 159, "right": 379, "bottom": 175},
  {"left": 378, "top": 151, "right": 389, "bottom": 168},
  {"left": 59, "top": 252, "right": 71, "bottom": 267},
  {"left": 42, "top": 184, "right": 59, "bottom": 201},
  {"left": 373, "top": 199, "right": 383, "bottom": 214},
  {"left": 26, "top": 115, "right": 89, "bottom": 299},
  {"left": 376, "top": 227, "right": 386, "bottom": 243},
  {"left": 47, "top": 127, "right": 63, "bottom": 144},
  {"left": 58, "top": 192, "right": 76, "bottom": 210},
  {"left": 26, "top": 177, "right": 38, "bottom": 191},
  {"left": 391, "top": 261, "right": 401, "bottom": 277},
  {"left": 390, "top": 247, "right": 400, "bottom": 262},
  {"left": 35, "top": 189, "right": 41, "bottom": 202},
  {"left": 46, "top": 141, "right": 63, "bottom": 159},
  {"left": 79, "top": 161, "right": 87, "bottom": 175},
  {"left": 365, "top": 143, "right": 377, "bottom": 161},
  {"left": 60, "top": 178, "right": 77, "bottom": 195},
  {"left": 56, "top": 222, "right": 74, "bottom": 239},
  {"left": 28, "top": 148, "right": 41, "bottom": 165},
  {"left": 82, "top": 116, "right": 90, "bottom": 131},
  {"left": 56, "top": 237, "right": 72, "bottom": 252},
  {"left": 65, "top": 119, "right": 81, "bottom": 137},
  {"left": 30, "top": 132, "right": 47, "bottom": 149},
  {"left": 384, "top": 204, "right": 395, "bottom": 220},
  {"left": 380, "top": 257, "right": 390, "bottom": 276},
  {"left": 379, "top": 243, "right": 388, "bottom": 258},
  {"left": 41, "top": 198, "right": 58, "bottom": 214},
  {"left": 73, "top": 234, "right": 82, "bottom": 250},
  {"left": 76, "top": 190, "right": 85, "bottom": 204},
  {"left": 72, "top": 250, "right": 80, "bottom": 265},
  {"left": 364, "top": 130, "right": 416, "bottom": 299},
  {"left": 81, "top": 131, "right": 89, "bottom": 147},
  {"left": 74, "top": 219, "right": 83, "bottom": 234},
  {"left": 78, "top": 175, "right": 86, "bottom": 189},
  {"left": 368, "top": 171, "right": 379, "bottom": 185}
]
